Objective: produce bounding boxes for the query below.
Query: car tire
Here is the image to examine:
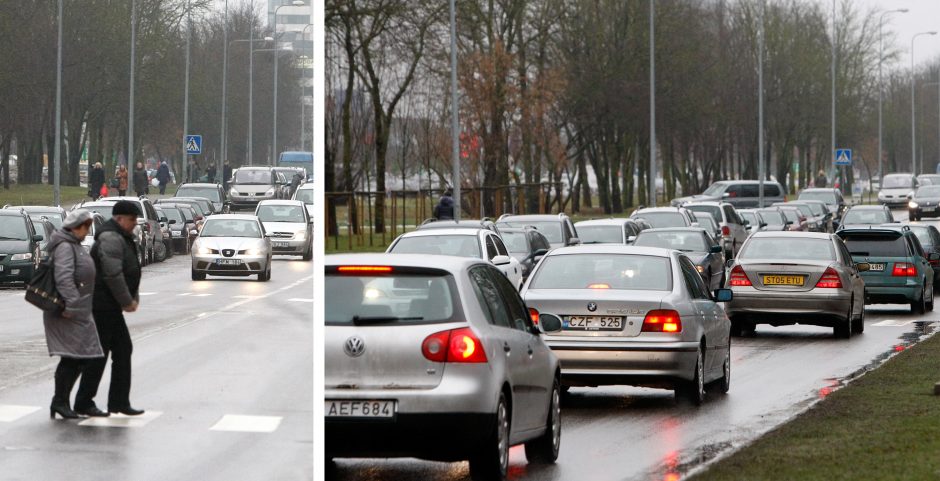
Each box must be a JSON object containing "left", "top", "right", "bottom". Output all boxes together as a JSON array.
[
  {"left": 834, "top": 301, "right": 852, "bottom": 339},
  {"left": 469, "top": 392, "right": 510, "bottom": 481},
  {"left": 677, "top": 345, "right": 705, "bottom": 406},
  {"left": 712, "top": 343, "right": 731, "bottom": 394},
  {"left": 302, "top": 244, "right": 312, "bottom": 261},
  {"left": 524, "top": 377, "right": 561, "bottom": 464},
  {"left": 912, "top": 287, "right": 927, "bottom": 314},
  {"left": 191, "top": 269, "right": 205, "bottom": 281},
  {"left": 910, "top": 213, "right": 916, "bottom": 222},
  {"left": 852, "top": 299, "right": 865, "bottom": 334}
]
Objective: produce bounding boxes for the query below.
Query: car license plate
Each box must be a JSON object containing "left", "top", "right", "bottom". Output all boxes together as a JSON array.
[
  {"left": 762, "top": 275, "right": 804, "bottom": 286},
  {"left": 563, "top": 316, "right": 623, "bottom": 330},
  {"left": 273, "top": 242, "right": 288, "bottom": 248},
  {"left": 325, "top": 400, "right": 396, "bottom": 419},
  {"left": 869, "top": 263, "right": 885, "bottom": 272},
  {"left": 924, "top": 207, "right": 936, "bottom": 212},
  {"left": 215, "top": 258, "right": 241, "bottom": 266}
]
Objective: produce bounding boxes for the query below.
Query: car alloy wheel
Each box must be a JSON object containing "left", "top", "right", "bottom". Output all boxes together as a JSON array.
[
  {"left": 525, "top": 378, "right": 561, "bottom": 463},
  {"left": 469, "top": 393, "right": 509, "bottom": 481}
]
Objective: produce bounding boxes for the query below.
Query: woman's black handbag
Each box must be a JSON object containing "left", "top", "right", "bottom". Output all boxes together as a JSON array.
[{"left": 25, "top": 260, "right": 65, "bottom": 313}]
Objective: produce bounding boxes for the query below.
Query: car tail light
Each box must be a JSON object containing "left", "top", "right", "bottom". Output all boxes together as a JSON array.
[
  {"left": 529, "top": 307, "right": 539, "bottom": 325},
  {"left": 587, "top": 283, "right": 610, "bottom": 289},
  {"left": 337, "top": 265, "right": 393, "bottom": 273},
  {"left": 729, "top": 265, "right": 751, "bottom": 286},
  {"left": 642, "top": 310, "right": 682, "bottom": 333},
  {"left": 815, "top": 267, "right": 843, "bottom": 288},
  {"left": 892, "top": 262, "right": 917, "bottom": 277},
  {"left": 421, "top": 327, "right": 488, "bottom": 363},
  {"left": 721, "top": 225, "right": 731, "bottom": 237}
]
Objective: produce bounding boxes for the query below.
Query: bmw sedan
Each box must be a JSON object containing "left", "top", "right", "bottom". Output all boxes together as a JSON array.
[
  {"left": 521, "top": 245, "right": 732, "bottom": 405},
  {"left": 725, "top": 232, "right": 867, "bottom": 338},
  {"left": 190, "top": 214, "right": 272, "bottom": 281},
  {"left": 326, "top": 254, "right": 562, "bottom": 479}
]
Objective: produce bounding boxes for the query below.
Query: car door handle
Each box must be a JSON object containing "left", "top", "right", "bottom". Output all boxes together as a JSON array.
[{"left": 503, "top": 342, "right": 511, "bottom": 353}]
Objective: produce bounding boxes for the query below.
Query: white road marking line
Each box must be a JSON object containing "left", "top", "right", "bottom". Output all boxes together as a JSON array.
[
  {"left": 872, "top": 320, "right": 912, "bottom": 327},
  {"left": 78, "top": 410, "right": 162, "bottom": 428},
  {"left": 138, "top": 292, "right": 157, "bottom": 296},
  {"left": 288, "top": 298, "right": 314, "bottom": 303},
  {"left": 0, "top": 405, "right": 40, "bottom": 423},
  {"left": 210, "top": 415, "right": 282, "bottom": 433},
  {"left": 233, "top": 295, "right": 261, "bottom": 299},
  {"left": 191, "top": 293, "right": 212, "bottom": 297},
  {"left": 177, "top": 293, "right": 192, "bottom": 296}
]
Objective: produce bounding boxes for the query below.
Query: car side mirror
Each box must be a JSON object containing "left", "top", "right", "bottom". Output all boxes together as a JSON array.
[
  {"left": 160, "top": 217, "right": 168, "bottom": 223},
  {"left": 626, "top": 235, "right": 636, "bottom": 244},
  {"left": 743, "top": 220, "right": 750, "bottom": 227},
  {"left": 168, "top": 219, "right": 177, "bottom": 225},
  {"left": 538, "top": 313, "right": 563, "bottom": 333},
  {"left": 714, "top": 288, "right": 733, "bottom": 302},
  {"left": 710, "top": 245, "right": 722, "bottom": 254},
  {"left": 32, "top": 234, "right": 43, "bottom": 242},
  {"left": 725, "top": 259, "right": 735, "bottom": 269},
  {"left": 567, "top": 237, "right": 580, "bottom": 246},
  {"left": 491, "top": 255, "right": 511, "bottom": 266},
  {"left": 722, "top": 192, "right": 731, "bottom": 198},
  {"left": 189, "top": 230, "right": 198, "bottom": 236},
  {"left": 760, "top": 222, "right": 767, "bottom": 228},
  {"left": 855, "top": 262, "right": 870, "bottom": 272}
]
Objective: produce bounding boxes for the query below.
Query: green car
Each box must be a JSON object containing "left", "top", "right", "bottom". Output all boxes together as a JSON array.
[
  {"left": 837, "top": 226, "right": 937, "bottom": 313},
  {"left": 0, "top": 209, "right": 43, "bottom": 284}
]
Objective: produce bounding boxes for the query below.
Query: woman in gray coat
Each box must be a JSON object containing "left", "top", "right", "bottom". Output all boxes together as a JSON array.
[{"left": 44, "top": 209, "right": 104, "bottom": 419}]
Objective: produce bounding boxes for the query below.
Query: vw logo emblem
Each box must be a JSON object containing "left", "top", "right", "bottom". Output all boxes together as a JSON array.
[
  {"left": 344, "top": 336, "right": 366, "bottom": 357},
  {"left": 587, "top": 302, "right": 597, "bottom": 312}
]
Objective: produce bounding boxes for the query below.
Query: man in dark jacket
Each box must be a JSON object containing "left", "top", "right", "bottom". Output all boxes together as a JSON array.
[
  {"left": 206, "top": 164, "right": 217, "bottom": 184},
  {"left": 222, "top": 161, "right": 233, "bottom": 191},
  {"left": 156, "top": 161, "right": 171, "bottom": 195},
  {"left": 75, "top": 200, "right": 145, "bottom": 416},
  {"left": 132, "top": 162, "right": 149, "bottom": 196},
  {"left": 433, "top": 188, "right": 455, "bottom": 220}
]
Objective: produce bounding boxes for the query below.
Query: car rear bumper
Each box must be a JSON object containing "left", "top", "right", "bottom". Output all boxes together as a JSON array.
[
  {"left": 726, "top": 290, "right": 851, "bottom": 324},
  {"left": 545, "top": 340, "right": 699, "bottom": 387},
  {"left": 326, "top": 412, "right": 494, "bottom": 460},
  {"left": 864, "top": 285, "right": 921, "bottom": 304}
]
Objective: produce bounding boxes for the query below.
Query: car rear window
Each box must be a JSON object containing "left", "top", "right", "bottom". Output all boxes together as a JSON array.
[
  {"left": 798, "top": 191, "right": 837, "bottom": 204},
  {"left": 842, "top": 209, "right": 891, "bottom": 225},
  {"left": 499, "top": 232, "right": 529, "bottom": 253},
  {"left": 738, "top": 237, "right": 835, "bottom": 261},
  {"left": 177, "top": 186, "right": 221, "bottom": 202},
  {"left": 841, "top": 234, "right": 909, "bottom": 257},
  {"left": 634, "top": 231, "right": 709, "bottom": 252},
  {"left": 325, "top": 272, "right": 459, "bottom": 325},
  {"left": 390, "top": 235, "right": 481, "bottom": 258},
  {"left": 739, "top": 212, "right": 757, "bottom": 225},
  {"left": 529, "top": 254, "right": 672, "bottom": 291},
  {"left": 685, "top": 205, "right": 721, "bottom": 221},
  {"left": 634, "top": 212, "right": 687, "bottom": 228},
  {"left": 757, "top": 210, "right": 785, "bottom": 225},
  {"left": 577, "top": 225, "right": 623, "bottom": 244},
  {"left": 497, "top": 221, "right": 562, "bottom": 243}
]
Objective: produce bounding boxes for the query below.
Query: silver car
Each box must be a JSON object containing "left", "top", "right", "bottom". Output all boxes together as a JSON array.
[
  {"left": 228, "top": 167, "right": 279, "bottom": 210},
  {"left": 683, "top": 201, "right": 749, "bottom": 258},
  {"left": 725, "top": 232, "right": 867, "bottom": 338},
  {"left": 574, "top": 218, "right": 645, "bottom": 244},
  {"left": 255, "top": 200, "right": 312, "bottom": 260},
  {"left": 325, "top": 254, "right": 562, "bottom": 479},
  {"left": 521, "top": 245, "right": 733, "bottom": 405},
  {"left": 190, "top": 214, "right": 272, "bottom": 281}
]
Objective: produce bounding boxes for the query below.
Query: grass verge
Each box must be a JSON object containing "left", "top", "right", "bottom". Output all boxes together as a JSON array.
[
  {"left": 325, "top": 232, "right": 393, "bottom": 254},
  {"left": 0, "top": 183, "right": 180, "bottom": 208},
  {"left": 692, "top": 327, "right": 940, "bottom": 481}
]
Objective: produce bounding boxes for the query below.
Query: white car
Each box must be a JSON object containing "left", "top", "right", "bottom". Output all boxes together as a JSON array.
[
  {"left": 386, "top": 228, "right": 525, "bottom": 290},
  {"left": 190, "top": 214, "right": 272, "bottom": 281},
  {"left": 254, "top": 199, "right": 312, "bottom": 260},
  {"left": 292, "top": 183, "right": 315, "bottom": 217}
]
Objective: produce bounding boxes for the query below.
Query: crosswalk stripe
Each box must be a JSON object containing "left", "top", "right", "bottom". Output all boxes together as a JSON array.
[
  {"left": 288, "top": 298, "right": 314, "bottom": 303},
  {"left": 78, "top": 410, "right": 163, "bottom": 428},
  {"left": 177, "top": 293, "right": 192, "bottom": 296},
  {"left": 191, "top": 293, "right": 212, "bottom": 297},
  {"left": 0, "top": 405, "right": 40, "bottom": 423},
  {"left": 210, "top": 415, "right": 282, "bottom": 433},
  {"left": 139, "top": 292, "right": 157, "bottom": 296}
]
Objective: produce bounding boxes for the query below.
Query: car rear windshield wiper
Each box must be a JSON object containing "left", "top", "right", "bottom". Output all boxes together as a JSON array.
[{"left": 352, "top": 315, "right": 424, "bottom": 325}]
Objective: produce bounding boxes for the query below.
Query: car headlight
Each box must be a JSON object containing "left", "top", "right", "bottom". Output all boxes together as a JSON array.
[
  {"left": 910, "top": 201, "right": 919, "bottom": 209},
  {"left": 265, "top": 188, "right": 276, "bottom": 196},
  {"left": 878, "top": 192, "right": 885, "bottom": 199},
  {"left": 295, "top": 230, "right": 307, "bottom": 239},
  {"left": 695, "top": 265, "right": 705, "bottom": 273},
  {"left": 10, "top": 253, "right": 32, "bottom": 261},
  {"left": 229, "top": 188, "right": 239, "bottom": 196},
  {"left": 194, "top": 245, "right": 212, "bottom": 255},
  {"left": 244, "top": 247, "right": 264, "bottom": 256}
]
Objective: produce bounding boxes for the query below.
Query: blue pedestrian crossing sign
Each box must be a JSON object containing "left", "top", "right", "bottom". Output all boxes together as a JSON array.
[
  {"left": 185, "top": 135, "right": 202, "bottom": 155},
  {"left": 834, "top": 148, "right": 852, "bottom": 166}
]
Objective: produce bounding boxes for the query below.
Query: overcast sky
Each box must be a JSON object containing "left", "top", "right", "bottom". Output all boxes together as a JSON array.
[{"left": 840, "top": 0, "right": 940, "bottom": 69}]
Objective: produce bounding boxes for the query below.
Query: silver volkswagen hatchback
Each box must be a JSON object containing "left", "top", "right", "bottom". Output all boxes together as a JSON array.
[
  {"left": 326, "top": 253, "right": 562, "bottom": 480},
  {"left": 521, "top": 245, "right": 733, "bottom": 405}
]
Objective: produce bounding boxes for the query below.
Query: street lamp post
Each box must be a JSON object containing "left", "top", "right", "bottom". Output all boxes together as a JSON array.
[
  {"left": 758, "top": 0, "right": 765, "bottom": 206},
  {"left": 254, "top": 45, "right": 292, "bottom": 165},
  {"left": 911, "top": 31, "right": 937, "bottom": 175},
  {"left": 54, "top": 0, "right": 62, "bottom": 206},
  {"left": 220, "top": 0, "right": 228, "bottom": 183},
  {"left": 449, "top": 0, "right": 460, "bottom": 221},
  {"left": 300, "top": 23, "right": 313, "bottom": 152},
  {"left": 831, "top": 0, "right": 837, "bottom": 192},
  {"left": 649, "top": 0, "right": 656, "bottom": 207},
  {"left": 878, "top": 9, "right": 908, "bottom": 185},
  {"left": 271, "top": 1, "right": 306, "bottom": 164},
  {"left": 128, "top": 0, "right": 137, "bottom": 168},
  {"left": 182, "top": 0, "right": 192, "bottom": 183}
]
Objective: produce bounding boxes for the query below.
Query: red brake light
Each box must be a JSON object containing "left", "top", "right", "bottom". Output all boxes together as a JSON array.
[
  {"left": 642, "top": 310, "right": 682, "bottom": 333},
  {"left": 729, "top": 265, "right": 751, "bottom": 286},
  {"left": 587, "top": 283, "right": 610, "bottom": 289},
  {"left": 338, "top": 266, "right": 393, "bottom": 273},
  {"left": 892, "top": 262, "right": 917, "bottom": 277},
  {"left": 421, "top": 327, "right": 488, "bottom": 363},
  {"left": 721, "top": 225, "right": 731, "bottom": 236},
  {"left": 815, "top": 267, "right": 843, "bottom": 288},
  {"left": 529, "top": 307, "right": 540, "bottom": 325}
]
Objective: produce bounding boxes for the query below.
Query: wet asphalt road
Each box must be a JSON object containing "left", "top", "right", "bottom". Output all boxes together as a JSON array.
[
  {"left": 328, "top": 208, "right": 940, "bottom": 481},
  {"left": 0, "top": 253, "right": 313, "bottom": 480}
]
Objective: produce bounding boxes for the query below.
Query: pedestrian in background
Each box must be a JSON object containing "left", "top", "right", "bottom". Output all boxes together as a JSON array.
[
  {"left": 75, "top": 200, "right": 145, "bottom": 417},
  {"left": 132, "top": 162, "right": 148, "bottom": 197},
  {"left": 433, "top": 188, "right": 455, "bottom": 220},
  {"left": 157, "top": 161, "right": 171, "bottom": 195},
  {"left": 115, "top": 164, "right": 129, "bottom": 196},
  {"left": 222, "top": 160, "right": 232, "bottom": 191},
  {"left": 43, "top": 209, "right": 104, "bottom": 419},
  {"left": 189, "top": 159, "right": 201, "bottom": 183},
  {"left": 206, "top": 163, "right": 217, "bottom": 184},
  {"left": 89, "top": 163, "right": 105, "bottom": 200},
  {"left": 814, "top": 170, "right": 828, "bottom": 188}
]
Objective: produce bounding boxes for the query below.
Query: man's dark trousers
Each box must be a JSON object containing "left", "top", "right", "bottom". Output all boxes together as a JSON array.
[{"left": 75, "top": 311, "right": 133, "bottom": 411}]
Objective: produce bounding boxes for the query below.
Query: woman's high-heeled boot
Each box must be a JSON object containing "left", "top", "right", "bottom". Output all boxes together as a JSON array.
[{"left": 50, "top": 370, "right": 79, "bottom": 420}]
